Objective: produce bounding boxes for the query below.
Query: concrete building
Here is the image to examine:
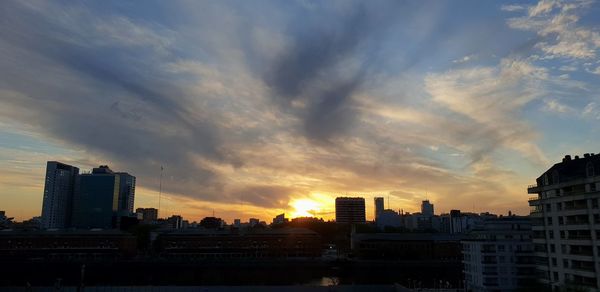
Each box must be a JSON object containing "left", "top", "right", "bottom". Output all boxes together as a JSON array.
[
  {"left": 335, "top": 197, "right": 366, "bottom": 224},
  {"left": 374, "top": 197, "right": 384, "bottom": 221},
  {"left": 462, "top": 216, "right": 535, "bottom": 291},
  {"left": 528, "top": 154, "right": 600, "bottom": 290},
  {"left": 71, "top": 165, "right": 120, "bottom": 229},
  {"left": 40, "top": 161, "right": 79, "bottom": 229}
]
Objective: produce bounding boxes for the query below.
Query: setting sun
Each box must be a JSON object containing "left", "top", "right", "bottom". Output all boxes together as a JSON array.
[{"left": 289, "top": 198, "right": 321, "bottom": 218}]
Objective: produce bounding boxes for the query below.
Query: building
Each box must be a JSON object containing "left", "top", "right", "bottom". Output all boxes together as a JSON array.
[
  {"left": 166, "top": 215, "right": 183, "bottom": 229},
  {"left": 374, "top": 197, "right": 384, "bottom": 221},
  {"left": 528, "top": 154, "right": 600, "bottom": 290},
  {"left": 116, "top": 172, "right": 136, "bottom": 214},
  {"left": 71, "top": 165, "right": 120, "bottom": 229},
  {"left": 40, "top": 161, "right": 79, "bottom": 229},
  {"left": 136, "top": 207, "right": 158, "bottom": 223},
  {"left": 422, "top": 200, "right": 434, "bottom": 217},
  {"left": 376, "top": 209, "right": 402, "bottom": 229},
  {"left": 335, "top": 197, "right": 366, "bottom": 224},
  {"left": 462, "top": 216, "right": 535, "bottom": 291},
  {"left": 0, "top": 230, "right": 136, "bottom": 261},
  {"left": 272, "top": 213, "right": 287, "bottom": 225},
  {"left": 156, "top": 228, "right": 322, "bottom": 260}
]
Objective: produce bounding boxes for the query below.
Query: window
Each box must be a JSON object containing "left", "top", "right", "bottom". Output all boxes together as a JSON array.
[
  {"left": 549, "top": 230, "right": 554, "bottom": 239},
  {"left": 550, "top": 244, "right": 555, "bottom": 253},
  {"left": 563, "top": 259, "right": 569, "bottom": 268},
  {"left": 546, "top": 204, "right": 551, "bottom": 211},
  {"left": 558, "top": 217, "right": 564, "bottom": 225},
  {"left": 552, "top": 258, "right": 557, "bottom": 266},
  {"left": 553, "top": 272, "right": 559, "bottom": 281},
  {"left": 560, "top": 231, "right": 565, "bottom": 239},
  {"left": 586, "top": 162, "right": 594, "bottom": 177},
  {"left": 557, "top": 202, "right": 562, "bottom": 210},
  {"left": 547, "top": 217, "right": 553, "bottom": 225}
]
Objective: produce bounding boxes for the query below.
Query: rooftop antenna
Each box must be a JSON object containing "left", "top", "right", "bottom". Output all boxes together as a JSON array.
[{"left": 158, "top": 165, "right": 163, "bottom": 219}]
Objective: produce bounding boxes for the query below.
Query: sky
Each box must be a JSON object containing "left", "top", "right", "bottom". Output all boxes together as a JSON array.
[{"left": 1, "top": 0, "right": 600, "bottom": 223}]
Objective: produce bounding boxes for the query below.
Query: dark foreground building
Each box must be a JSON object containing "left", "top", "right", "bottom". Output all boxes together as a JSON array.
[
  {"left": 156, "top": 228, "right": 322, "bottom": 260},
  {"left": 0, "top": 230, "right": 136, "bottom": 262}
]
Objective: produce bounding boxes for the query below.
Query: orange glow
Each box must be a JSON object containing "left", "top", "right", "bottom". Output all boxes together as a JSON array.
[{"left": 289, "top": 198, "right": 321, "bottom": 218}]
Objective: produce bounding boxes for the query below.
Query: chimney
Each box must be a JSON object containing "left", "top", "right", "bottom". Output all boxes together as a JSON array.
[
  {"left": 563, "top": 155, "right": 572, "bottom": 162},
  {"left": 575, "top": 155, "right": 580, "bottom": 160},
  {"left": 584, "top": 153, "right": 590, "bottom": 158}
]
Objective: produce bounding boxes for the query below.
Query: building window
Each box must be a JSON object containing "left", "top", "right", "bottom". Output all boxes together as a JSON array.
[
  {"left": 552, "top": 258, "right": 557, "bottom": 266},
  {"left": 552, "top": 170, "right": 559, "bottom": 184},
  {"left": 556, "top": 202, "right": 562, "bottom": 210},
  {"left": 553, "top": 272, "right": 559, "bottom": 281},
  {"left": 550, "top": 244, "right": 555, "bottom": 253},
  {"left": 586, "top": 162, "right": 594, "bottom": 177},
  {"left": 546, "top": 204, "right": 551, "bottom": 211},
  {"left": 547, "top": 217, "right": 553, "bottom": 225},
  {"left": 558, "top": 217, "right": 564, "bottom": 225},
  {"left": 548, "top": 230, "right": 554, "bottom": 239},
  {"left": 560, "top": 231, "right": 565, "bottom": 239},
  {"left": 563, "top": 259, "right": 569, "bottom": 268}
]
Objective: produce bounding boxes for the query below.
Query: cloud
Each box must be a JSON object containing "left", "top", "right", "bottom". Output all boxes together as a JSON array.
[
  {"left": 507, "top": 0, "right": 600, "bottom": 60},
  {"left": 425, "top": 58, "right": 549, "bottom": 166},
  {"left": 541, "top": 99, "right": 575, "bottom": 114},
  {"left": 501, "top": 4, "right": 526, "bottom": 12}
]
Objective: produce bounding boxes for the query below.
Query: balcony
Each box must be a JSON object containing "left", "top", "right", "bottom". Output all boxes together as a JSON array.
[{"left": 528, "top": 184, "right": 542, "bottom": 193}]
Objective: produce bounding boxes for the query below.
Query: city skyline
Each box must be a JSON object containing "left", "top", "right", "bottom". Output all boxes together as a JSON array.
[{"left": 2, "top": 0, "right": 600, "bottom": 223}]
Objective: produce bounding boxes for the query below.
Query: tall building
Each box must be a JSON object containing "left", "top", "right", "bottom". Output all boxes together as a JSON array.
[
  {"left": 116, "top": 172, "right": 136, "bottom": 214},
  {"left": 335, "top": 197, "right": 366, "bottom": 224},
  {"left": 528, "top": 154, "right": 600, "bottom": 290},
  {"left": 41, "top": 161, "right": 79, "bottom": 229},
  {"left": 374, "top": 197, "right": 384, "bottom": 221},
  {"left": 422, "top": 200, "right": 434, "bottom": 217},
  {"left": 71, "top": 165, "right": 120, "bottom": 229},
  {"left": 462, "top": 216, "right": 535, "bottom": 291}
]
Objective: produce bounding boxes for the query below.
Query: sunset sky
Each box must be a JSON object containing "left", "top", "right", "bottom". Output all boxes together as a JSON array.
[{"left": 2, "top": 0, "right": 600, "bottom": 223}]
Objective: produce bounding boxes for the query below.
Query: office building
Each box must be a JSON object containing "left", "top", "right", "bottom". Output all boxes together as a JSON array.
[
  {"left": 40, "top": 161, "right": 79, "bottom": 229},
  {"left": 71, "top": 165, "right": 120, "bottom": 229},
  {"left": 528, "top": 154, "right": 600, "bottom": 290},
  {"left": 422, "top": 200, "right": 434, "bottom": 217},
  {"left": 374, "top": 197, "right": 384, "bottom": 221},
  {"left": 116, "top": 172, "right": 136, "bottom": 213},
  {"left": 335, "top": 197, "right": 366, "bottom": 224},
  {"left": 462, "top": 216, "right": 535, "bottom": 291},
  {"left": 136, "top": 208, "right": 158, "bottom": 223}
]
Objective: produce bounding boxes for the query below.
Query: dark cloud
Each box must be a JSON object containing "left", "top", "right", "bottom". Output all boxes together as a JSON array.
[{"left": 264, "top": 3, "right": 387, "bottom": 142}]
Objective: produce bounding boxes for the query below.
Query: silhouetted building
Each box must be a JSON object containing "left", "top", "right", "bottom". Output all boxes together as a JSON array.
[
  {"left": 335, "top": 197, "right": 366, "bottom": 224},
  {"left": 166, "top": 215, "right": 183, "bottom": 229},
  {"left": 0, "top": 230, "right": 136, "bottom": 261},
  {"left": 272, "top": 213, "right": 287, "bottom": 225},
  {"left": 352, "top": 233, "right": 462, "bottom": 261},
  {"left": 136, "top": 207, "right": 158, "bottom": 223},
  {"left": 249, "top": 218, "right": 260, "bottom": 227},
  {"left": 421, "top": 200, "right": 434, "bottom": 217},
  {"left": 71, "top": 165, "right": 120, "bottom": 229},
  {"left": 156, "top": 228, "right": 321, "bottom": 260},
  {"left": 41, "top": 161, "right": 79, "bottom": 229},
  {"left": 462, "top": 216, "right": 535, "bottom": 291},
  {"left": 374, "top": 197, "right": 384, "bottom": 221},
  {"left": 528, "top": 154, "right": 600, "bottom": 290},
  {"left": 376, "top": 209, "right": 402, "bottom": 229}
]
